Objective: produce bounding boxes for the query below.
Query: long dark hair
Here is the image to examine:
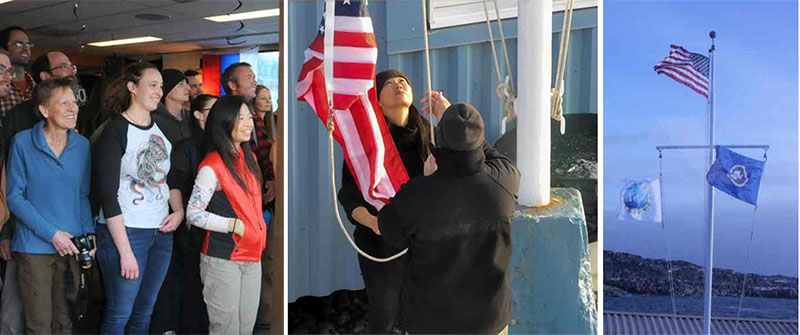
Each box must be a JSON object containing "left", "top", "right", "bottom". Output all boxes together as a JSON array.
[
  {"left": 376, "top": 69, "right": 432, "bottom": 159},
  {"left": 103, "top": 61, "right": 158, "bottom": 115},
  {"left": 203, "top": 95, "right": 262, "bottom": 192},
  {"left": 405, "top": 104, "right": 432, "bottom": 158},
  {"left": 189, "top": 93, "right": 218, "bottom": 134},
  {"left": 254, "top": 85, "right": 275, "bottom": 142}
]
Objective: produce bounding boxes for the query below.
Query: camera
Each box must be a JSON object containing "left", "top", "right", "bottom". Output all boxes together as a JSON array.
[{"left": 71, "top": 233, "right": 96, "bottom": 267}]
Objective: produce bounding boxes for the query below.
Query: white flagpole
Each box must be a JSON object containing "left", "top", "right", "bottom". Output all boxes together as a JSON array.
[
  {"left": 323, "top": 0, "right": 335, "bottom": 107},
  {"left": 702, "top": 30, "right": 716, "bottom": 335}
]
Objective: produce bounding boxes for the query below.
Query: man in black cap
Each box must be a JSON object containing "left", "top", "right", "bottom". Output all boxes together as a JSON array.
[
  {"left": 377, "top": 103, "right": 520, "bottom": 334},
  {"left": 152, "top": 69, "right": 193, "bottom": 146},
  {"left": 149, "top": 69, "right": 193, "bottom": 335}
]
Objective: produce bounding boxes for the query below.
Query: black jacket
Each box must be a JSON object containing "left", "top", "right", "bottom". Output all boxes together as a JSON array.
[
  {"left": 377, "top": 142, "right": 520, "bottom": 334},
  {"left": 167, "top": 132, "right": 206, "bottom": 250},
  {"left": 338, "top": 121, "right": 429, "bottom": 257},
  {"left": 2, "top": 100, "right": 40, "bottom": 163},
  {"left": 152, "top": 104, "right": 193, "bottom": 147}
]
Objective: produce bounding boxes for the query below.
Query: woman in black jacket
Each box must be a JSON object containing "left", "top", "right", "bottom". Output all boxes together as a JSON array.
[{"left": 337, "top": 69, "right": 449, "bottom": 334}]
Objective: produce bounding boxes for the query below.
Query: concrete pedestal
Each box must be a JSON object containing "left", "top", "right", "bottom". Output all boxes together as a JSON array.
[{"left": 510, "top": 188, "right": 597, "bottom": 334}]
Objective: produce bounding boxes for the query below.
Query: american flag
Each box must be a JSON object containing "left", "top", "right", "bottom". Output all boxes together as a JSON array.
[
  {"left": 296, "top": 0, "right": 409, "bottom": 210},
  {"left": 654, "top": 45, "right": 710, "bottom": 98}
]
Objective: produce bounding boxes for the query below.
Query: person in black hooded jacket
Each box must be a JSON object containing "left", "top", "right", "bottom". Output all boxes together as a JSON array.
[
  {"left": 377, "top": 103, "right": 520, "bottom": 334},
  {"left": 337, "top": 69, "right": 446, "bottom": 334}
]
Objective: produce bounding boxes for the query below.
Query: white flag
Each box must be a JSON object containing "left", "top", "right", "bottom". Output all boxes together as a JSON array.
[{"left": 618, "top": 178, "right": 662, "bottom": 222}]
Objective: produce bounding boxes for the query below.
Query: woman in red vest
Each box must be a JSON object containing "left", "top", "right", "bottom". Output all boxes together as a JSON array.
[{"left": 185, "top": 95, "right": 266, "bottom": 335}]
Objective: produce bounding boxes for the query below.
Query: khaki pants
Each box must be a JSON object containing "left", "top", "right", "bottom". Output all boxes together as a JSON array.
[
  {"left": 199, "top": 254, "right": 261, "bottom": 335},
  {"left": 16, "top": 252, "right": 80, "bottom": 335}
]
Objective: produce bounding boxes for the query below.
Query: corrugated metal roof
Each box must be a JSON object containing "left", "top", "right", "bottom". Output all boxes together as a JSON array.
[{"left": 604, "top": 311, "right": 798, "bottom": 335}]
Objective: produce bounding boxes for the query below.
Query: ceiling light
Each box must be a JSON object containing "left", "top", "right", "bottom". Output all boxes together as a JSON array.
[
  {"left": 88, "top": 36, "right": 162, "bottom": 47},
  {"left": 204, "top": 8, "right": 279, "bottom": 22},
  {"left": 0, "top": 0, "right": 13, "bottom": 5}
]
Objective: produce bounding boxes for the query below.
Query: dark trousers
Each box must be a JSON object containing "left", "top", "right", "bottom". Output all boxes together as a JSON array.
[
  {"left": 357, "top": 252, "right": 407, "bottom": 334},
  {"left": 178, "top": 229, "right": 208, "bottom": 334},
  {"left": 150, "top": 225, "right": 208, "bottom": 334},
  {"left": 149, "top": 243, "right": 181, "bottom": 334}
]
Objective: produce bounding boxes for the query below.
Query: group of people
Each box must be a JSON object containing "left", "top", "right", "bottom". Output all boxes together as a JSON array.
[
  {"left": 0, "top": 25, "right": 277, "bottom": 335},
  {"left": 338, "top": 69, "right": 521, "bottom": 334}
]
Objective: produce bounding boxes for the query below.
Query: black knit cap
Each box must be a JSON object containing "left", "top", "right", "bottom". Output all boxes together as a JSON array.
[
  {"left": 435, "top": 103, "right": 485, "bottom": 152},
  {"left": 161, "top": 69, "right": 187, "bottom": 102},
  {"left": 375, "top": 69, "right": 411, "bottom": 97}
]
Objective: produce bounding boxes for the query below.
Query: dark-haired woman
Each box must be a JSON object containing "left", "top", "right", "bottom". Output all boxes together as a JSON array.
[
  {"left": 252, "top": 84, "right": 275, "bottom": 329},
  {"left": 337, "top": 69, "right": 449, "bottom": 334},
  {"left": 93, "top": 62, "right": 183, "bottom": 334},
  {"left": 165, "top": 93, "right": 216, "bottom": 334},
  {"left": 186, "top": 95, "right": 266, "bottom": 335}
]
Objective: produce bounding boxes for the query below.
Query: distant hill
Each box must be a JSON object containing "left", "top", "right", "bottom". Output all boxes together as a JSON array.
[{"left": 604, "top": 250, "right": 798, "bottom": 299}]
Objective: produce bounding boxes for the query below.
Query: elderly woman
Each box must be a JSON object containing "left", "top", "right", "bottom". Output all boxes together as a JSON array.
[{"left": 6, "top": 76, "right": 93, "bottom": 334}]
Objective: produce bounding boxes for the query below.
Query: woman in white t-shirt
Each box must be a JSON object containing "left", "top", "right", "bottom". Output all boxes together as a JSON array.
[{"left": 93, "top": 61, "right": 183, "bottom": 335}]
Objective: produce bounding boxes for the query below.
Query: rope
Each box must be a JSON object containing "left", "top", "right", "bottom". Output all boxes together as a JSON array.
[
  {"left": 659, "top": 150, "right": 680, "bottom": 330},
  {"left": 323, "top": 1, "right": 406, "bottom": 263},
  {"left": 551, "top": 0, "right": 575, "bottom": 135},
  {"left": 482, "top": 0, "right": 516, "bottom": 134},
  {"left": 326, "top": 110, "right": 408, "bottom": 263},
  {"left": 420, "top": 0, "right": 435, "bottom": 146},
  {"left": 733, "top": 150, "right": 767, "bottom": 334}
]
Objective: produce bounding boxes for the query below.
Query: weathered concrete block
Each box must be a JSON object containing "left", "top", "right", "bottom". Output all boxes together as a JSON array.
[{"left": 510, "top": 188, "right": 597, "bottom": 335}]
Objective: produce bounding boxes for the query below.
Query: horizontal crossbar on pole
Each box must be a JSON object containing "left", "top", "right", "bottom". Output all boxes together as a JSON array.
[{"left": 656, "top": 144, "right": 770, "bottom": 150}]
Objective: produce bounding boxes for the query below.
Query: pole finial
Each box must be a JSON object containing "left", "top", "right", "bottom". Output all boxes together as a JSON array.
[{"left": 709, "top": 31, "right": 716, "bottom": 39}]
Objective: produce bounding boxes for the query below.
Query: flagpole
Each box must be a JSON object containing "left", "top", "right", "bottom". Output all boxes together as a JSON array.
[{"left": 702, "top": 30, "right": 716, "bottom": 335}]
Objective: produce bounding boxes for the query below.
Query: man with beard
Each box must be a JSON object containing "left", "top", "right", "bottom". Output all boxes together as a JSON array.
[
  {"left": 183, "top": 69, "right": 203, "bottom": 108},
  {"left": 0, "top": 27, "right": 33, "bottom": 116}
]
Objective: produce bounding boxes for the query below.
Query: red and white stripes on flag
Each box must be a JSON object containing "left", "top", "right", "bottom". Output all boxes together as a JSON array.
[
  {"left": 296, "top": 1, "right": 409, "bottom": 210},
  {"left": 654, "top": 45, "right": 710, "bottom": 99}
]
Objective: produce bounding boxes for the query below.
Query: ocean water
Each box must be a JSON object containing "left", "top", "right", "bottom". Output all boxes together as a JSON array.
[{"left": 605, "top": 296, "right": 798, "bottom": 320}]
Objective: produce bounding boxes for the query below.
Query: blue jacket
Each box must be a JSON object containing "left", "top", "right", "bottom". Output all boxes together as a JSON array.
[{"left": 7, "top": 121, "right": 93, "bottom": 254}]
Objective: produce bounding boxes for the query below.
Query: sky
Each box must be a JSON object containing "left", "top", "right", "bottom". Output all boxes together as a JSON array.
[{"left": 604, "top": 0, "right": 798, "bottom": 277}]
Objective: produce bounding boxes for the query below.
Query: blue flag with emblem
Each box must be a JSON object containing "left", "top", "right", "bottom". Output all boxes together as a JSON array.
[{"left": 706, "top": 146, "right": 765, "bottom": 206}]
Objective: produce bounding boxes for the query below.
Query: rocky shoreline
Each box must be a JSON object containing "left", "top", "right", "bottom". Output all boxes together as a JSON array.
[{"left": 604, "top": 250, "right": 798, "bottom": 299}]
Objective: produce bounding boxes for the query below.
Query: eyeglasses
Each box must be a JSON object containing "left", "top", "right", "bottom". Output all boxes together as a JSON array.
[
  {"left": 0, "top": 65, "right": 10, "bottom": 77},
  {"left": 50, "top": 64, "right": 77, "bottom": 73},
  {"left": 9, "top": 41, "right": 33, "bottom": 49}
]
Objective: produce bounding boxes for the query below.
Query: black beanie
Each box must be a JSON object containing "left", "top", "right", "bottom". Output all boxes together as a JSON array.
[
  {"left": 435, "top": 103, "right": 485, "bottom": 152},
  {"left": 375, "top": 69, "right": 411, "bottom": 97},
  {"left": 161, "top": 69, "right": 187, "bottom": 102}
]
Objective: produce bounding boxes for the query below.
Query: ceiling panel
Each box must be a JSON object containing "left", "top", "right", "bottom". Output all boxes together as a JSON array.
[
  {"left": 159, "top": 0, "right": 278, "bottom": 18},
  {"left": 0, "top": 0, "right": 279, "bottom": 56},
  {"left": 21, "top": 1, "right": 149, "bottom": 23},
  {"left": 0, "top": 0, "right": 65, "bottom": 15}
]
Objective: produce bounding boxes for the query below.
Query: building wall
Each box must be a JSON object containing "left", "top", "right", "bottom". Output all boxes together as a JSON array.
[{"left": 288, "top": 1, "right": 597, "bottom": 301}]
